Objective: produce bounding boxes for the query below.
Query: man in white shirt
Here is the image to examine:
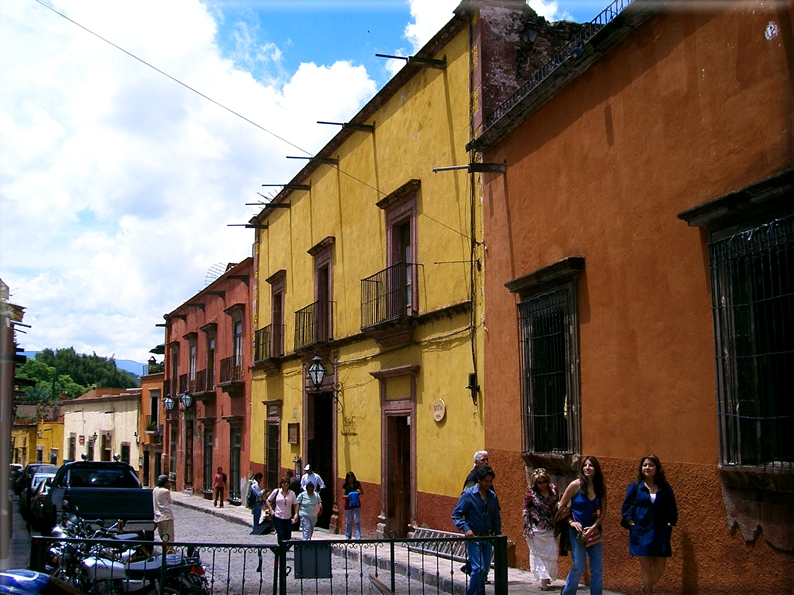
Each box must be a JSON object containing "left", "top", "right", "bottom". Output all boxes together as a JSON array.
[
  {"left": 153, "top": 475, "right": 175, "bottom": 544},
  {"left": 300, "top": 464, "right": 325, "bottom": 492}
]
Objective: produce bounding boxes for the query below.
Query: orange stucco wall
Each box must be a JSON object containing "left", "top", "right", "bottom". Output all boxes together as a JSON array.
[{"left": 481, "top": 4, "right": 793, "bottom": 594}]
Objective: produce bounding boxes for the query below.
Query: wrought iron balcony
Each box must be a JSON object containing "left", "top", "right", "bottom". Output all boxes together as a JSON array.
[
  {"left": 294, "top": 301, "right": 334, "bottom": 351},
  {"left": 145, "top": 362, "right": 164, "bottom": 375},
  {"left": 193, "top": 368, "right": 216, "bottom": 402},
  {"left": 178, "top": 374, "right": 188, "bottom": 395},
  {"left": 218, "top": 355, "right": 245, "bottom": 397},
  {"left": 254, "top": 324, "right": 285, "bottom": 375},
  {"left": 360, "top": 263, "right": 420, "bottom": 347}
]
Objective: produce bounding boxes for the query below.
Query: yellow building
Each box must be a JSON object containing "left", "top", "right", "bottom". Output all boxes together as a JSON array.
[
  {"left": 11, "top": 424, "right": 38, "bottom": 466},
  {"left": 249, "top": 1, "right": 539, "bottom": 536},
  {"left": 35, "top": 420, "right": 64, "bottom": 465}
]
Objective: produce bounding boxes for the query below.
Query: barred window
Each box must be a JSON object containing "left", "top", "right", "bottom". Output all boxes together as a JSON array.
[
  {"left": 711, "top": 215, "right": 794, "bottom": 467},
  {"left": 517, "top": 275, "right": 581, "bottom": 456}
]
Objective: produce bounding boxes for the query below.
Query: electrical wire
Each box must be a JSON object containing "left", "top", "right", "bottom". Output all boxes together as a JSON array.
[{"left": 32, "top": 0, "right": 311, "bottom": 157}]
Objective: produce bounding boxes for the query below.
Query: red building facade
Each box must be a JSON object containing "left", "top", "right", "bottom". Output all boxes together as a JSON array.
[
  {"left": 162, "top": 259, "right": 254, "bottom": 503},
  {"left": 472, "top": 1, "right": 793, "bottom": 593}
]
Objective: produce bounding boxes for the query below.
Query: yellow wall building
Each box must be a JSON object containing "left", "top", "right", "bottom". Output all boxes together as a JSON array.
[{"left": 249, "top": 1, "right": 535, "bottom": 536}]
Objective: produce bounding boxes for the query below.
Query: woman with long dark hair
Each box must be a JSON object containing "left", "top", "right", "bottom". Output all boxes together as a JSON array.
[
  {"left": 558, "top": 456, "right": 607, "bottom": 595},
  {"left": 342, "top": 471, "right": 363, "bottom": 539},
  {"left": 621, "top": 455, "right": 678, "bottom": 595},
  {"left": 266, "top": 477, "right": 298, "bottom": 544}
]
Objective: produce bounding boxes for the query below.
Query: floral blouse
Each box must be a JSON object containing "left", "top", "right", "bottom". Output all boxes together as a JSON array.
[{"left": 523, "top": 484, "right": 558, "bottom": 537}]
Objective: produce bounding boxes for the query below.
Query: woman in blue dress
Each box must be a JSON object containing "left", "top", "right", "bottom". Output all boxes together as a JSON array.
[
  {"left": 620, "top": 455, "right": 677, "bottom": 595},
  {"left": 558, "top": 456, "right": 607, "bottom": 595}
]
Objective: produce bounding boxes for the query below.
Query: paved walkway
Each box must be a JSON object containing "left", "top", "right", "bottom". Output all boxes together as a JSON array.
[{"left": 171, "top": 491, "right": 622, "bottom": 595}]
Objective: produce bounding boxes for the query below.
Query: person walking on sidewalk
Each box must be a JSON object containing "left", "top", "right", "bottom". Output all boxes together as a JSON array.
[
  {"left": 153, "top": 475, "right": 175, "bottom": 545},
  {"left": 267, "top": 477, "right": 299, "bottom": 544},
  {"left": 214, "top": 467, "right": 227, "bottom": 508},
  {"left": 300, "top": 464, "right": 325, "bottom": 492},
  {"left": 342, "top": 471, "right": 363, "bottom": 540},
  {"left": 559, "top": 456, "right": 608, "bottom": 595},
  {"left": 621, "top": 455, "right": 677, "bottom": 595},
  {"left": 296, "top": 482, "right": 323, "bottom": 540},
  {"left": 452, "top": 466, "right": 501, "bottom": 595},
  {"left": 249, "top": 473, "right": 265, "bottom": 531},
  {"left": 462, "top": 451, "right": 490, "bottom": 492},
  {"left": 523, "top": 468, "right": 559, "bottom": 591}
]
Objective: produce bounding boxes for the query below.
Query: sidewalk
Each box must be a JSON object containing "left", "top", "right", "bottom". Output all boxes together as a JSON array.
[{"left": 170, "top": 491, "right": 622, "bottom": 595}]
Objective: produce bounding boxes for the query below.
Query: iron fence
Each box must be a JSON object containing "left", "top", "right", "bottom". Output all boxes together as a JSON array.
[
  {"left": 220, "top": 356, "right": 244, "bottom": 383},
  {"left": 484, "top": 0, "right": 636, "bottom": 130},
  {"left": 254, "top": 324, "right": 285, "bottom": 362},
  {"left": 31, "top": 535, "right": 509, "bottom": 595}
]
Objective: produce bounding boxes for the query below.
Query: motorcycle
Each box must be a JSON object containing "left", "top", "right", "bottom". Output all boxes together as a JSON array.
[{"left": 46, "top": 516, "right": 209, "bottom": 595}]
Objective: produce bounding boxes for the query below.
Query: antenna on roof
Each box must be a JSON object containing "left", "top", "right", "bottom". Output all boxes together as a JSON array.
[{"left": 205, "top": 263, "right": 226, "bottom": 286}]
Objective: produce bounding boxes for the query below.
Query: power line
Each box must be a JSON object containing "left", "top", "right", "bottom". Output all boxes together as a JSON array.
[{"left": 32, "top": 0, "right": 311, "bottom": 156}]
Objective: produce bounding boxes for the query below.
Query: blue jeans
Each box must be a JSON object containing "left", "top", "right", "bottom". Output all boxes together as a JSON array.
[
  {"left": 300, "top": 515, "right": 317, "bottom": 541},
  {"left": 345, "top": 508, "right": 361, "bottom": 539},
  {"left": 561, "top": 527, "right": 603, "bottom": 595},
  {"left": 252, "top": 502, "right": 263, "bottom": 530},
  {"left": 466, "top": 540, "right": 493, "bottom": 595}
]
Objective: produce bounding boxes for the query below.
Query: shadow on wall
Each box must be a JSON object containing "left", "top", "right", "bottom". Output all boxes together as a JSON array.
[{"left": 680, "top": 530, "right": 699, "bottom": 595}]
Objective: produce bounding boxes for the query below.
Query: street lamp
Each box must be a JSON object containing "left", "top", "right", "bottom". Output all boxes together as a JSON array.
[
  {"left": 180, "top": 392, "right": 193, "bottom": 409},
  {"left": 163, "top": 395, "right": 175, "bottom": 412},
  {"left": 308, "top": 355, "right": 326, "bottom": 391}
]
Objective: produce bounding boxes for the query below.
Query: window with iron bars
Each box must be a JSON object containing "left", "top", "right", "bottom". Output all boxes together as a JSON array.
[
  {"left": 710, "top": 214, "right": 794, "bottom": 467},
  {"left": 518, "top": 282, "right": 581, "bottom": 455}
]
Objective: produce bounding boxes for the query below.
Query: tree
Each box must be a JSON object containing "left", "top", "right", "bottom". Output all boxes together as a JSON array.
[
  {"left": 35, "top": 347, "right": 139, "bottom": 391},
  {"left": 15, "top": 358, "right": 86, "bottom": 401}
]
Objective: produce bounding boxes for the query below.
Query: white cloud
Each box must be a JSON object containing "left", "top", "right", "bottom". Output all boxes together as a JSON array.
[{"left": 0, "top": 0, "right": 376, "bottom": 362}]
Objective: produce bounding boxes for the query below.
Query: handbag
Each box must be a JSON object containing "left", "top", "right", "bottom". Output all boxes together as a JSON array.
[
  {"left": 577, "top": 526, "right": 603, "bottom": 547},
  {"left": 553, "top": 504, "right": 572, "bottom": 557}
]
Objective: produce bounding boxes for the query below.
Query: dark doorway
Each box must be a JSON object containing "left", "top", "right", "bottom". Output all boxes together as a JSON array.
[
  {"left": 143, "top": 451, "right": 150, "bottom": 486},
  {"left": 387, "top": 416, "right": 411, "bottom": 537},
  {"left": 308, "top": 393, "right": 334, "bottom": 529}
]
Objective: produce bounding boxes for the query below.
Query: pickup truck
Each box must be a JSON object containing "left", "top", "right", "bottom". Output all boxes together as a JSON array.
[{"left": 42, "top": 461, "right": 155, "bottom": 537}]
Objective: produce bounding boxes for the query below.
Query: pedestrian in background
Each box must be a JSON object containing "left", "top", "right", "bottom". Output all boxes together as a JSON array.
[
  {"left": 462, "top": 451, "right": 489, "bottom": 492},
  {"left": 452, "top": 466, "right": 501, "bottom": 595},
  {"left": 153, "top": 475, "right": 175, "bottom": 545},
  {"left": 266, "top": 477, "right": 298, "bottom": 544},
  {"left": 300, "top": 464, "right": 325, "bottom": 492},
  {"left": 286, "top": 469, "right": 301, "bottom": 497},
  {"left": 558, "top": 456, "right": 607, "bottom": 595},
  {"left": 523, "top": 468, "right": 559, "bottom": 591},
  {"left": 249, "top": 473, "right": 265, "bottom": 530},
  {"left": 342, "top": 471, "right": 363, "bottom": 540},
  {"left": 621, "top": 455, "right": 678, "bottom": 595},
  {"left": 296, "top": 482, "right": 323, "bottom": 540},
  {"left": 213, "top": 466, "right": 227, "bottom": 508}
]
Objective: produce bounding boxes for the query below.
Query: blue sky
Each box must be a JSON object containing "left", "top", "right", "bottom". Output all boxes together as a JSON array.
[{"left": 0, "top": 0, "right": 609, "bottom": 363}]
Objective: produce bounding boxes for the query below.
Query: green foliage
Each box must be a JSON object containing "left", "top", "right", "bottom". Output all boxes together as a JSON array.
[{"left": 16, "top": 347, "right": 140, "bottom": 402}]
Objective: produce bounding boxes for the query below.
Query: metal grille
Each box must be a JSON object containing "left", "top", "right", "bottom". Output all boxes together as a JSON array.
[
  {"left": 361, "top": 263, "right": 420, "bottom": 328},
  {"left": 254, "top": 324, "right": 285, "bottom": 362},
  {"left": 203, "top": 426, "right": 213, "bottom": 492},
  {"left": 710, "top": 215, "right": 794, "bottom": 467},
  {"left": 518, "top": 288, "right": 572, "bottom": 454}
]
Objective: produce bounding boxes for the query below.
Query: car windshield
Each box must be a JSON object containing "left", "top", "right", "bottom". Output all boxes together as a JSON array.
[{"left": 68, "top": 466, "right": 140, "bottom": 488}]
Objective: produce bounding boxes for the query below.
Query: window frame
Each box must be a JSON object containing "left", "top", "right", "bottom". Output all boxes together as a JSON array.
[{"left": 506, "top": 257, "right": 584, "bottom": 469}]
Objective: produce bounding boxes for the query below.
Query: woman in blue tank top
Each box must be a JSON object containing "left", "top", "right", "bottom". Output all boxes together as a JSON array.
[{"left": 558, "top": 456, "right": 608, "bottom": 595}]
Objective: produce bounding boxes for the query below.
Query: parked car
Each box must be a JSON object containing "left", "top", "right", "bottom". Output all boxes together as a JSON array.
[
  {"left": 10, "top": 464, "right": 23, "bottom": 489},
  {"left": 20, "top": 471, "right": 56, "bottom": 520},
  {"left": 28, "top": 476, "right": 54, "bottom": 531},
  {"left": 42, "top": 461, "right": 154, "bottom": 536},
  {"left": 16, "top": 464, "right": 58, "bottom": 497}
]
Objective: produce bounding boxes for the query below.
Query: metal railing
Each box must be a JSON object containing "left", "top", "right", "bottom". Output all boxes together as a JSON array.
[
  {"left": 178, "top": 374, "right": 188, "bottom": 395},
  {"left": 220, "top": 356, "right": 243, "bottom": 383},
  {"left": 361, "top": 263, "right": 420, "bottom": 328},
  {"left": 144, "top": 362, "right": 165, "bottom": 375},
  {"left": 31, "top": 534, "right": 509, "bottom": 595},
  {"left": 254, "top": 324, "right": 285, "bottom": 362},
  {"left": 484, "top": 0, "right": 636, "bottom": 130},
  {"left": 294, "top": 301, "right": 334, "bottom": 350}
]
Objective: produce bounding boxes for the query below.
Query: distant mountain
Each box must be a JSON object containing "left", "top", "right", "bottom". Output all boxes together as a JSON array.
[{"left": 21, "top": 351, "right": 143, "bottom": 379}]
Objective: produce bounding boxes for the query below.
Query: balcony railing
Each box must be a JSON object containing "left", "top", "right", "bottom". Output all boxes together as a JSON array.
[
  {"left": 254, "top": 324, "right": 285, "bottom": 362},
  {"left": 143, "top": 362, "right": 164, "bottom": 375},
  {"left": 195, "top": 369, "right": 213, "bottom": 393},
  {"left": 483, "top": 0, "right": 634, "bottom": 130},
  {"left": 220, "top": 355, "right": 244, "bottom": 383},
  {"left": 178, "top": 374, "right": 188, "bottom": 395},
  {"left": 361, "top": 263, "right": 419, "bottom": 328},
  {"left": 294, "top": 301, "right": 334, "bottom": 350}
]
